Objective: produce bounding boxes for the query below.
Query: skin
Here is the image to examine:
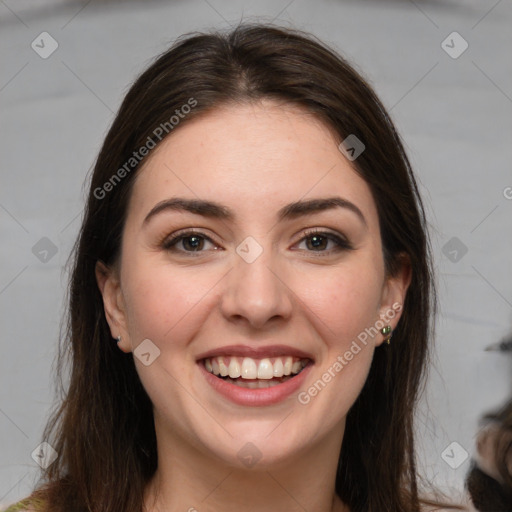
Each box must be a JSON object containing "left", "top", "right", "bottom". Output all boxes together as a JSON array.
[
  {"left": 96, "top": 100, "right": 411, "bottom": 512},
  {"left": 476, "top": 423, "right": 512, "bottom": 485}
]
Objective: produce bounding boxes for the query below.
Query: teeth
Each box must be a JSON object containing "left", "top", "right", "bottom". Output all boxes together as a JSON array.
[
  {"left": 283, "top": 356, "right": 293, "bottom": 376},
  {"left": 218, "top": 358, "right": 229, "bottom": 377},
  {"left": 273, "top": 358, "right": 284, "bottom": 377},
  {"left": 291, "top": 360, "right": 302, "bottom": 374},
  {"left": 228, "top": 358, "right": 241, "bottom": 378},
  {"left": 241, "top": 357, "right": 258, "bottom": 379},
  {"left": 257, "top": 358, "right": 273, "bottom": 379},
  {"left": 203, "top": 355, "right": 309, "bottom": 380},
  {"left": 224, "top": 376, "right": 293, "bottom": 388}
]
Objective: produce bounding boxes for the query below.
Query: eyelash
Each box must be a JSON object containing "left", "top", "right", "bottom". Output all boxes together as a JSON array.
[{"left": 161, "top": 228, "right": 353, "bottom": 256}]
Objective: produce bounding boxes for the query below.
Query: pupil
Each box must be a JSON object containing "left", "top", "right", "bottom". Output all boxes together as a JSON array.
[
  {"left": 185, "top": 236, "right": 202, "bottom": 251},
  {"left": 308, "top": 235, "right": 326, "bottom": 250}
]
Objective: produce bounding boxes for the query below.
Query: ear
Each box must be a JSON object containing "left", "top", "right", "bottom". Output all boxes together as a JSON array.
[
  {"left": 95, "top": 260, "right": 132, "bottom": 353},
  {"left": 376, "top": 253, "right": 412, "bottom": 347}
]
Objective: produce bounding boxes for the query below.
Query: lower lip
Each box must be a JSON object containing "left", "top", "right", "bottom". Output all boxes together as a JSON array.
[{"left": 198, "top": 360, "right": 313, "bottom": 406}]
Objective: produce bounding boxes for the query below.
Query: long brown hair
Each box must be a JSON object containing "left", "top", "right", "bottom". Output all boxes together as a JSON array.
[{"left": 11, "top": 22, "right": 467, "bottom": 512}]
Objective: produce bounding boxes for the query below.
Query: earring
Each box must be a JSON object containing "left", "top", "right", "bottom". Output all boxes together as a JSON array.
[
  {"left": 381, "top": 325, "right": 392, "bottom": 345},
  {"left": 116, "top": 335, "right": 122, "bottom": 344}
]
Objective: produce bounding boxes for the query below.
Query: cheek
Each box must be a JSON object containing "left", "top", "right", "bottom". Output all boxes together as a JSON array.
[
  {"left": 121, "top": 260, "right": 212, "bottom": 347},
  {"left": 297, "top": 263, "right": 383, "bottom": 346},
  {"left": 297, "top": 269, "right": 381, "bottom": 421}
]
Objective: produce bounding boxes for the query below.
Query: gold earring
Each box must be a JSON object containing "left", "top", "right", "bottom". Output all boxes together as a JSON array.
[{"left": 381, "top": 325, "right": 392, "bottom": 345}]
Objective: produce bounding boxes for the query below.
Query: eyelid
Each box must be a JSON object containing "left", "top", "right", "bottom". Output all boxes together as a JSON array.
[
  {"left": 298, "top": 227, "right": 350, "bottom": 242},
  {"left": 161, "top": 228, "right": 220, "bottom": 251},
  {"left": 295, "top": 227, "right": 354, "bottom": 251}
]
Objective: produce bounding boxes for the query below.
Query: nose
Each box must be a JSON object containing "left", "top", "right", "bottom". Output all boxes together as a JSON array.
[{"left": 220, "top": 242, "right": 293, "bottom": 329}]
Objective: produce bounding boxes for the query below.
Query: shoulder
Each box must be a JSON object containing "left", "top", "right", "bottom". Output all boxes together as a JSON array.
[
  {"left": 421, "top": 509, "right": 470, "bottom": 512},
  {"left": 2, "top": 498, "right": 45, "bottom": 512},
  {"left": 420, "top": 501, "right": 477, "bottom": 512}
]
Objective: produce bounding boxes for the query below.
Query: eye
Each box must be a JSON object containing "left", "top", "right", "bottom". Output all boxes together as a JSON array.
[
  {"left": 162, "top": 230, "right": 219, "bottom": 253},
  {"left": 161, "top": 228, "right": 353, "bottom": 256},
  {"left": 294, "top": 229, "right": 353, "bottom": 254}
]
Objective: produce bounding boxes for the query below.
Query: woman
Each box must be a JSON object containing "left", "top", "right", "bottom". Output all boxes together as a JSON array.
[
  {"left": 466, "top": 397, "right": 512, "bottom": 510},
  {"left": 4, "top": 23, "right": 470, "bottom": 512}
]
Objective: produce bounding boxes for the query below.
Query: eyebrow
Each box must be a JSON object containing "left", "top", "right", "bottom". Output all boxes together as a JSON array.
[{"left": 143, "top": 196, "right": 367, "bottom": 227}]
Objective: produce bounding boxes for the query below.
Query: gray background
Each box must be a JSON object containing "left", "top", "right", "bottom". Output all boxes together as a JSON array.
[{"left": 1, "top": 0, "right": 511, "bottom": 507}]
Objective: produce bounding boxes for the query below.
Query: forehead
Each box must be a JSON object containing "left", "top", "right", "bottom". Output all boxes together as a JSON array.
[{"left": 127, "top": 100, "right": 378, "bottom": 229}]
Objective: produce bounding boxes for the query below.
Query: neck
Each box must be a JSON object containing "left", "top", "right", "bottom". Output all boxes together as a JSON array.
[{"left": 143, "top": 417, "right": 349, "bottom": 512}]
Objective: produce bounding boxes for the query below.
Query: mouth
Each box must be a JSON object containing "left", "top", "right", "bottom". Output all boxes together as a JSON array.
[
  {"left": 201, "top": 355, "right": 312, "bottom": 389},
  {"left": 196, "top": 344, "right": 315, "bottom": 405}
]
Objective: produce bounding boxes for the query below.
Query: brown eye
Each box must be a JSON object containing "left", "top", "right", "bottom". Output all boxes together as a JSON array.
[
  {"left": 180, "top": 235, "right": 206, "bottom": 251},
  {"left": 296, "top": 230, "right": 353, "bottom": 253},
  {"left": 305, "top": 234, "right": 329, "bottom": 251},
  {"left": 162, "top": 231, "right": 219, "bottom": 253}
]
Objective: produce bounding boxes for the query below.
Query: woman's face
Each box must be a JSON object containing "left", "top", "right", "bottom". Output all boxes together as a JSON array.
[{"left": 97, "top": 100, "right": 409, "bottom": 468}]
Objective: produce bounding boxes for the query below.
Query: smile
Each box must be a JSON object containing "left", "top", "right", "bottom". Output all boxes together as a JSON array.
[
  {"left": 199, "top": 355, "right": 313, "bottom": 405},
  {"left": 204, "top": 355, "right": 309, "bottom": 381}
]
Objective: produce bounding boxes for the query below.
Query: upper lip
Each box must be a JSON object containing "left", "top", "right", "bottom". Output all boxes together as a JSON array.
[{"left": 196, "top": 344, "right": 315, "bottom": 362}]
